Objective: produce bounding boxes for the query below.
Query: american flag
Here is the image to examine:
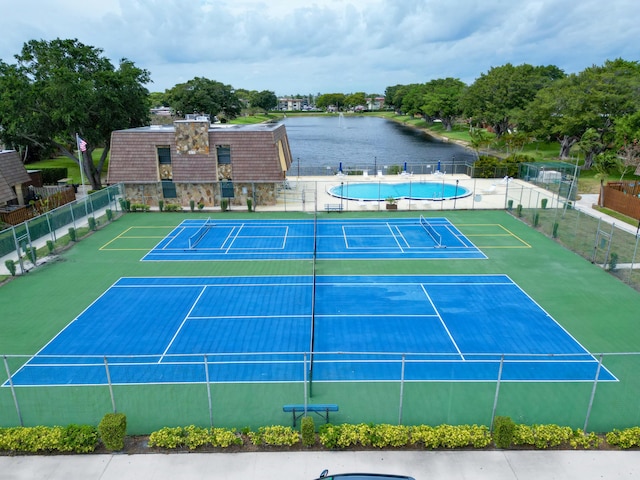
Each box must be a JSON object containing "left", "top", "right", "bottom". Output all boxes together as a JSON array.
[{"left": 77, "top": 135, "right": 87, "bottom": 152}]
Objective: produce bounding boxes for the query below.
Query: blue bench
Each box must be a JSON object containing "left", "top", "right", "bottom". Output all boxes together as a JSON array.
[
  {"left": 324, "top": 204, "right": 343, "bottom": 212},
  {"left": 283, "top": 404, "right": 339, "bottom": 427}
]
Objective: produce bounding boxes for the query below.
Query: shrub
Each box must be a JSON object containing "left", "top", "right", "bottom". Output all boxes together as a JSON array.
[
  {"left": 88, "top": 217, "right": 96, "bottom": 231},
  {"left": 301, "top": 416, "right": 316, "bottom": 447},
  {"left": 369, "top": 424, "right": 410, "bottom": 448},
  {"left": 516, "top": 204, "right": 522, "bottom": 217},
  {"left": 5, "top": 259, "right": 16, "bottom": 276},
  {"left": 68, "top": 227, "right": 77, "bottom": 242},
  {"left": 493, "top": 416, "right": 515, "bottom": 448},
  {"left": 190, "top": 199, "right": 195, "bottom": 212},
  {"left": 0, "top": 425, "right": 98, "bottom": 453},
  {"left": 606, "top": 427, "right": 640, "bottom": 448},
  {"left": 221, "top": 199, "right": 229, "bottom": 212},
  {"left": 26, "top": 247, "right": 37, "bottom": 263},
  {"left": 60, "top": 424, "right": 100, "bottom": 453},
  {"left": 609, "top": 252, "right": 618, "bottom": 272},
  {"left": 248, "top": 425, "right": 299, "bottom": 446},
  {"left": 148, "top": 427, "right": 185, "bottom": 449},
  {"left": 247, "top": 197, "right": 253, "bottom": 212},
  {"left": 552, "top": 222, "right": 559, "bottom": 238},
  {"left": 507, "top": 199, "right": 513, "bottom": 210},
  {"left": 165, "top": 203, "right": 182, "bottom": 211},
  {"left": 40, "top": 168, "right": 68, "bottom": 185},
  {"left": 46, "top": 239, "right": 55, "bottom": 253},
  {"left": 106, "top": 208, "right": 113, "bottom": 221},
  {"left": 210, "top": 428, "right": 242, "bottom": 448},
  {"left": 533, "top": 212, "right": 539, "bottom": 227},
  {"left": 198, "top": 202, "right": 205, "bottom": 210},
  {"left": 570, "top": 429, "right": 601, "bottom": 450},
  {"left": 158, "top": 200, "right": 164, "bottom": 212},
  {"left": 98, "top": 413, "right": 127, "bottom": 451},
  {"left": 541, "top": 198, "right": 548, "bottom": 209}
]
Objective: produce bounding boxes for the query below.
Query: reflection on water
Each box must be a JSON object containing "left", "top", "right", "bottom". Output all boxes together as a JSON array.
[{"left": 282, "top": 115, "right": 474, "bottom": 174}]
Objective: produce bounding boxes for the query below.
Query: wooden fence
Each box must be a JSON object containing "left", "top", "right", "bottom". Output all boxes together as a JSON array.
[
  {"left": 0, "top": 186, "right": 76, "bottom": 226},
  {"left": 601, "top": 181, "right": 640, "bottom": 221}
]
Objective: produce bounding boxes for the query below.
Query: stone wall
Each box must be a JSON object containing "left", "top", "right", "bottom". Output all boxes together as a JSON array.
[
  {"left": 175, "top": 121, "right": 210, "bottom": 155},
  {"left": 123, "top": 182, "right": 278, "bottom": 207}
]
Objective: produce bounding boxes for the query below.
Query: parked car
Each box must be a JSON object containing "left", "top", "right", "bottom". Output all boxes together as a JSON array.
[{"left": 314, "top": 470, "right": 415, "bottom": 480}]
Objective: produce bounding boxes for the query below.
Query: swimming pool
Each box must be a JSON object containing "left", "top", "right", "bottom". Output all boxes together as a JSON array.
[{"left": 328, "top": 182, "right": 471, "bottom": 201}]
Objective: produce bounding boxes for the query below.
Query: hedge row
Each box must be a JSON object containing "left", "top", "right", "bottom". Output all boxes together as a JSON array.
[
  {"left": 3, "top": 422, "right": 640, "bottom": 453},
  {"left": 0, "top": 425, "right": 98, "bottom": 453}
]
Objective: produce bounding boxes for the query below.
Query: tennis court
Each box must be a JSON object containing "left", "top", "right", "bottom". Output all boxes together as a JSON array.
[
  {"left": 141, "top": 217, "right": 487, "bottom": 261},
  {"left": 7, "top": 274, "right": 615, "bottom": 387}
]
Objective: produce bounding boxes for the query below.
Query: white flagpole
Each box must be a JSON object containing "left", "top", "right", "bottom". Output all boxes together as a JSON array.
[
  {"left": 75, "top": 133, "right": 87, "bottom": 192},
  {"left": 76, "top": 134, "right": 89, "bottom": 217}
]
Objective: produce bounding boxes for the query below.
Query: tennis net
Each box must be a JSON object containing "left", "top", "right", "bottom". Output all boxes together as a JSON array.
[
  {"left": 188, "top": 218, "right": 214, "bottom": 249},
  {"left": 420, "top": 215, "right": 443, "bottom": 248},
  {"left": 309, "top": 210, "right": 318, "bottom": 386}
]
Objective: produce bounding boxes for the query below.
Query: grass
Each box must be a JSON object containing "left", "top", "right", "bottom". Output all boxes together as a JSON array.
[{"left": 26, "top": 149, "right": 107, "bottom": 185}]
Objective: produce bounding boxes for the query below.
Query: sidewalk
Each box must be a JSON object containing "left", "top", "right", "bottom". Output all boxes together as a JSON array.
[
  {"left": 1, "top": 450, "right": 639, "bottom": 480},
  {"left": 574, "top": 193, "right": 639, "bottom": 236}
]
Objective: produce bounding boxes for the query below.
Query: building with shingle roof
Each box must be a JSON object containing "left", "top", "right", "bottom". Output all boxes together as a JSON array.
[
  {"left": 107, "top": 118, "right": 293, "bottom": 208},
  {"left": 0, "top": 150, "right": 31, "bottom": 206}
]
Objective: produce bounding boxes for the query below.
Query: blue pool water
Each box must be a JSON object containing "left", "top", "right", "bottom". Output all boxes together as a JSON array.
[{"left": 329, "top": 182, "right": 471, "bottom": 201}]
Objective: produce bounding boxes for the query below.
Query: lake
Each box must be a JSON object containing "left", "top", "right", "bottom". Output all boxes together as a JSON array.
[{"left": 281, "top": 115, "right": 474, "bottom": 176}]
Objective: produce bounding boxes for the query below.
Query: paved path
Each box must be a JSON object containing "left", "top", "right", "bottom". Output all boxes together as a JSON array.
[{"left": 2, "top": 450, "right": 640, "bottom": 480}]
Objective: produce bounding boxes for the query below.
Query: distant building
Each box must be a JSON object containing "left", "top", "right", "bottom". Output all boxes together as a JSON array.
[
  {"left": 366, "top": 97, "right": 386, "bottom": 110},
  {"left": 107, "top": 118, "right": 293, "bottom": 208},
  {"left": 278, "top": 97, "right": 307, "bottom": 111}
]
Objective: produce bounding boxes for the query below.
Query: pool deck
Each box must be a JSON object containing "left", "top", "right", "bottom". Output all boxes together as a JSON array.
[{"left": 270, "top": 173, "right": 543, "bottom": 212}]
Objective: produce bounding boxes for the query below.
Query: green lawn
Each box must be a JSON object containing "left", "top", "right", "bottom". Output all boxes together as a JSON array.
[{"left": 26, "top": 149, "right": 107, "bottom": 185}]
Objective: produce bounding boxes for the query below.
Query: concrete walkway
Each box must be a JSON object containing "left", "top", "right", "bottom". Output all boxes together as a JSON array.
[{"left": 2, "top": 449, "right": 640, "bottom": 480}]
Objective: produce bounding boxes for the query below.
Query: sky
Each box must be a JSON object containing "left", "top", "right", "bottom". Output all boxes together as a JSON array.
[{"left": 1, "top": 0, "right": 639, "bottom": 97}]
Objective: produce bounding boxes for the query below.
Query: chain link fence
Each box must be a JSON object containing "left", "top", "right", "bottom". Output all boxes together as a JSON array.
[{"left": 0, "top": 184, "right": 124, "bottom": 274}]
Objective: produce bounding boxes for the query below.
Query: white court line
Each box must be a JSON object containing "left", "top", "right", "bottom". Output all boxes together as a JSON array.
[
  {"left": 420, "top": 283, "right": 464, "bottom": 360},
  {"left": 160, "top": 286, "right": 208, "bottom": 362}
]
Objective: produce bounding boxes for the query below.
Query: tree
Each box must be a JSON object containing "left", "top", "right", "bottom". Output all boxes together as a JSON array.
[
  {"left": 316, "top": 93, "right": 346, "bottom": 110},
  {"left": 420, "top": 78, "right": 466, "bottom": 131},
  {"left": 460, "top": 63, "right": 564, "bottom": 137},
  {"left": 345, "top": 92, "right": 366, "bottom": 109},
  {"left": 0, "top": 38, "right": 150, "bottom": 189},
  {"left": 522, "top": 59, "right": 640, "bottom": 165},
  {"left": 250, "top": 90, "right": 278, "bottom": 112},
  {"left": 165, "top": 77, "right": 241, "bottom": 120}
]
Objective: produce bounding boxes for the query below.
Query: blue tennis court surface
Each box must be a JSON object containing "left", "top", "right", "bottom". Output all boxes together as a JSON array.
[
  {"left": 141, "top": 217, "right": 486, "bottom": 261},
  {"left": 6, "top": 275, "right": 615, "bottom": 386}
]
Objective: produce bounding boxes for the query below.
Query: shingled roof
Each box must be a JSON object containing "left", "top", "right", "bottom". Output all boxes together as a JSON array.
[{"left": 0, "top": 150, "right": 31, "bottom": 203}]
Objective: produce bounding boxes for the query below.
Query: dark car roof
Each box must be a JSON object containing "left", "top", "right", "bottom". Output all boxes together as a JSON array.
[{"left": 314, "top": 474, "right": 415, "bottom": 480}]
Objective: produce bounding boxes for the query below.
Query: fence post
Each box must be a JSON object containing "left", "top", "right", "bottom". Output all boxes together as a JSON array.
[
  {"left": 398, "top": 354, "right": 406, "bottom": 425},
  {"left": 490, "top": 355, "right": 505, "bottom": 432},
  {"left": 3, "top": 355, "right": 24, "bottom": 426},
  {"left": 204, "top": 355, "right": 213, "bottom": 428},
  {"left": 583, "top": 354, "right": 604, "bottom": 433},
  {"left": 103, "top": 356, "right": 117, "bottom": 413}
]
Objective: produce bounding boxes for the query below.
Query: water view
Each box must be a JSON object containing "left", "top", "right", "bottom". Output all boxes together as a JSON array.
[{"left": 282, "top": 115, "right": 474, "bottom": 176}]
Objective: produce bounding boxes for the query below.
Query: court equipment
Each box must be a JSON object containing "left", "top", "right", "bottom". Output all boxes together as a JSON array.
[
  {"left": 420, "top": 215, "right": 443, "bottom": 248},
  {"left": 188, "top": 218, "right": 214, "bottom": 249}
]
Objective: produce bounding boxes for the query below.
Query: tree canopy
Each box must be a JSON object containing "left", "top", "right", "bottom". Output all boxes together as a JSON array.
[
  {"left": 249, "top": 90, "right": 278, "bottom": 112},
  {"left": 460, "top": 63, "right": 565, "bottom": 138},
  {"left": 165, "top": 77, "right": 241, "bottom": 121},
  {"left": 0, "top": 38, "right": 150, "bottom": 188},
  {"left": 521, "top": 59, "right": 640, "bottom": 165}
]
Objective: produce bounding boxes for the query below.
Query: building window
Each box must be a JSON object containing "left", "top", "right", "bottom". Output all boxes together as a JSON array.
[
  {"left": 161, "top": 180, "right": 177, "bottom": 198},
  {"left": 158, "top": 147, "right": 171, "bottom": 164},
  {"left": 217, "top": 145, "right": 231, "bottom": 164}
]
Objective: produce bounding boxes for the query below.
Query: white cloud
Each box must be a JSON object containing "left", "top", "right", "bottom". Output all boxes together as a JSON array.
[{"left": 1, "top": 0, "right": 638, "bottom": 95}]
